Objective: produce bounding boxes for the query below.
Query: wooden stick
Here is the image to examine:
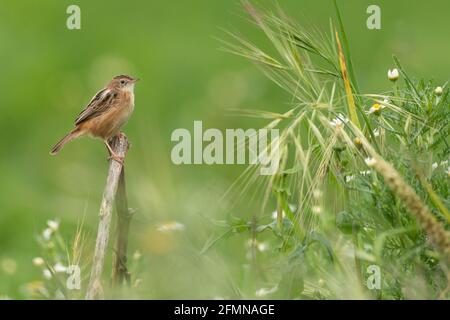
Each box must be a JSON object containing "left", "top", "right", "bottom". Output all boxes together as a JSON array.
[
  {"left": 111, "top": 168, "right": 134, "bottom": 286},
  {"left": 85, "top": 134, "right": 129, "bottom": 300}
]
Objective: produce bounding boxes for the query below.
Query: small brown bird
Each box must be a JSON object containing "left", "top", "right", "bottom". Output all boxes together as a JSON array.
[{"left": 50, "top": 75, "right": 139, "bottom": 163}]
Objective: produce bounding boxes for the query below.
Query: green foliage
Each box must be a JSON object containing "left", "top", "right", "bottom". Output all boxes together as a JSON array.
[{"left": 216, "top": 1, "right": 450, "bottom": 299}]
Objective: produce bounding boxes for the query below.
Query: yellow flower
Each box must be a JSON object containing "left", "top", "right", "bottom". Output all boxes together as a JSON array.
[
  {"left": 26, "top": 281, "right": 45, "bottom": 293},
  {"left": 353, "top": 137, "right": 363, "bottom": 149},
  {"left": 1, "top": 258, "right": 17, "bottom": 275},
  {"left": 369, "top": 103, "right": 385, "bottom": 115}
]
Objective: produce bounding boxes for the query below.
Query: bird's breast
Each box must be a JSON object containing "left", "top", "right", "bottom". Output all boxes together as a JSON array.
[
  {"left": 122, "top": 91, "right": 135, "bottom": 116},
  {"left": 83, "top": 91, "right": 135, "bottom": 139}
]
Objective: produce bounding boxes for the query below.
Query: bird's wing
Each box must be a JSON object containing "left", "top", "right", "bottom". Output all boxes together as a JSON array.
[{"left": 74, "top": 88, "right": 118, "bottom": 125}]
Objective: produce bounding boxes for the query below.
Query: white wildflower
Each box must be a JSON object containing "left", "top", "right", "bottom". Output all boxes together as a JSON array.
[
  {"left": 246, "top": 239, "right": 268, "bottom": 252},
  {"left": 330, "top": 118, "right": 343, "bottom": 127},
  {"left": 373, "top": 128, "right": 380, "bottom": 137},
  {"left": 345, "top": 175, "right": 354, "bottom": 183},
  {"left": 133, "top": 278, "right": 143, "bottom": 288},
  {"left": 360, "top": 170, "right": 372, "bottom": 176},
  {"left": 330, "top": 113, "right": 349, "bottom": 128},
  {"left": 257, "top": 242, "right": 269, "bottom": 252},
  {"left": 368, "top": 103, "right": 385, "bottom": 115},
  {"left": 255, "top": 286, "right": 278, "bottom": 297},
  {"left": 42, "top": 228, "right": 53, "bottom": 240},
  {"left": 387, "top": 68, "right": 399, "bottom": 81},
  {"left": 312, "top": 206, "right": 322, "bottom": 214},
  {"left": 365, "top": 157, "right": 377, "bottom": 167},
  {"left": 432, "top": 160, "right": 449, "bottom": 172},
  {"left": 47, "top": 220, "right": 59, "bottom": 232},
  {"left": 313, "top": 189, "right": 323, "bottom": 199},
  {"left": 32, "top": 257, "right": 45, "bottom": 267},
  {"left": 271, "top": 210, "right": 284, "bottom": 220},
  {"left": 157, "top": 221, "right": 185, "bottom": 232},
  {"left": 53, "top": 263, "right": 67, "bottom": 273},
  {"left": 133, "top": 250, "right": 142, "bottom": 261},
  {"left": 42, "top": 269, "right": 52, "bottom": 280},
  {"left": 271, "top": 203, "right": 295, "bottom": 220},
  {"left": 434, "top": 86, "right": 443, "bottom": 96}
]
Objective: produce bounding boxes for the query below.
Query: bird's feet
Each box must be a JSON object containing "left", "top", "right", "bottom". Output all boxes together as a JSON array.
[
  {"left": 117, "top": 132, "right": 127, "bottom": 139},
  {"left": 116, "top": 132, "right": 131, "bottom": 150},
  {"left": 108, "top": 153, "right": 124, "bottom": 165}
]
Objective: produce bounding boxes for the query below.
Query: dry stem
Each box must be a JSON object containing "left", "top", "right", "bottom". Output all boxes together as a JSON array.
[{"left": 85, "top": 134, "right": 130, "bottom": 300}]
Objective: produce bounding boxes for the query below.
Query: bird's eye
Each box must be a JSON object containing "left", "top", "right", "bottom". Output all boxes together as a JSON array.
[{"left": 120, "top": 80, "right": 126, "bottom": 85}]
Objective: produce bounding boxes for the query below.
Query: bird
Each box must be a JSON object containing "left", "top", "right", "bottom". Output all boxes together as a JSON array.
[{"left": 50, "top": 75, "right": 139, "bottom": 163}]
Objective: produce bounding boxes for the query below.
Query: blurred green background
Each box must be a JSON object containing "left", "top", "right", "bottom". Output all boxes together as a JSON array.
[{"left": 0, "top": 0, "right": 448, "bottom": 298}]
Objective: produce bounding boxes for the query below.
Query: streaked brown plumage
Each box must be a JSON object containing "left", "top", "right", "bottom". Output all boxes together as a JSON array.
[{"left": 50, "top": 75, "right": 138, "bottom": 163}]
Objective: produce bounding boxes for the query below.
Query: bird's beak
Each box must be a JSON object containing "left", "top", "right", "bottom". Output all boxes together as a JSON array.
[{"left": 133, "top": 78, "right": 140, "bottom": 83}]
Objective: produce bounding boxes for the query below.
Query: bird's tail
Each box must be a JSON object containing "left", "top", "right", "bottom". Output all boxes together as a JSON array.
[{"left": 50, "top": 128, "right": 82, "bottom": 155}]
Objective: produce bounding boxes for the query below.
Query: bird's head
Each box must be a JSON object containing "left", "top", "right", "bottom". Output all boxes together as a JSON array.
[{"left": 109, "top": 75, "right": 139, "bottom": 91}]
